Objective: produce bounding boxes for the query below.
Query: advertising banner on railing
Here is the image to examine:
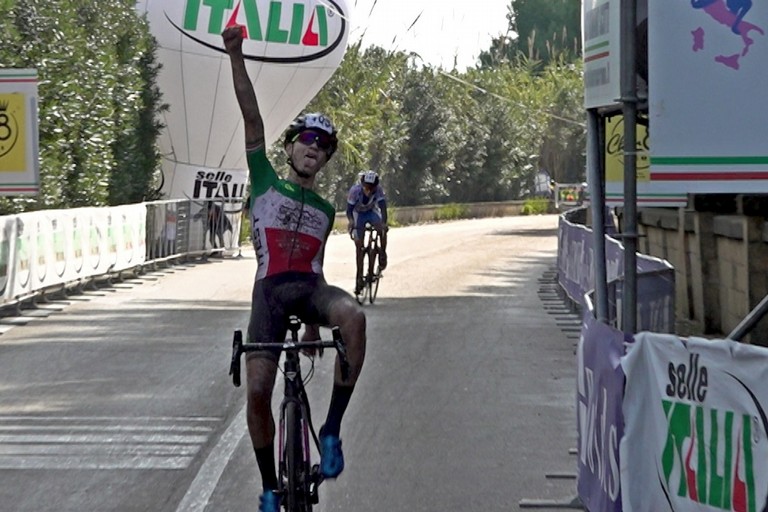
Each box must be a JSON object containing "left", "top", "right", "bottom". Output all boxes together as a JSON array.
[
  {"left": 557, "top": 212, "right": 675, "bottom": 332},
  {"left": 0, "top": 216, "right": 15, "bottom": 303},
  {"left": 107, "top": 205, "right": 147, "bottom": 273},
  {"left": 6, "top": 206, "right": 146, "bottom": 301},
  {"left": 620, "top": 333, "right": 768, "bottom": 512},
  {"left": 577, "top": 307, "right": 627, "bottom": 512}
]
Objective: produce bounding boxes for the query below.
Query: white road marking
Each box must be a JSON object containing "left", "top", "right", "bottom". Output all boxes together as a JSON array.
[
  {"left": 0, "top": 443, "right": 200, "bottom": 456},
  {"left": 174, "top": 406, "right": 247, "bottom": 512},
  {"left": 0, "top": 433, "right": 208, "bottom": 444},
  {"left": 0, "top": 415, "right": 218, "bottom": 470},
  {"left": 0, "top": 455, "right": 195, "bottom": 470},
  {"left": 0, "top": 424, "right": 213, "bottom": 433}
]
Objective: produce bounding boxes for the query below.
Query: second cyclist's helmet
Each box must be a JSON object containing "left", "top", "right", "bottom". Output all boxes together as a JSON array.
[
  {"left": 360, "top": 170, "right": 379, "bottom": 187},
  {"left": 283, "top": 113, "right": 339, "bottom": 158}
]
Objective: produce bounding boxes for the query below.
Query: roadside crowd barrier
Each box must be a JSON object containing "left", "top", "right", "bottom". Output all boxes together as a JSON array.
[
  {"left": 0, "top": 198, "right": 244, "bottom": 309},
  {"left": 564, "top": 207, "right": 768, "bottom": 512}
]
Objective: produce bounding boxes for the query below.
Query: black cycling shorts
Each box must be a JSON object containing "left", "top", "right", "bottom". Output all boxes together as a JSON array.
[{"left": 247, "top": 271, "right": 349, "bottom": 361}]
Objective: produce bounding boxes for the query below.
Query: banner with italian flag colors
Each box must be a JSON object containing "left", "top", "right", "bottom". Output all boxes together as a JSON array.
[
  {"left": 620, "top": 333, "right": 768, "bottom": 512},
  {"left": 649, "top": 1, "right": 768, "bottom": 193}
]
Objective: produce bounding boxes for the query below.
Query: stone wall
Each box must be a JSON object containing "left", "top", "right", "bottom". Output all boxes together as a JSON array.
[{"left": 635, "top": 208, "right": 768, "bottom": 345}]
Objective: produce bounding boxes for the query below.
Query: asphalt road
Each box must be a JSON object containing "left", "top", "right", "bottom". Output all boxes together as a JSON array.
[{"left": 0, "top": 214, "right": 580, "bottom": 511}]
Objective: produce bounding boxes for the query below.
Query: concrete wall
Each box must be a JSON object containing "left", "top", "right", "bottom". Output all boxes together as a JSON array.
[{"left": 333, "top": 200, "right": 537, "bottom": 230}]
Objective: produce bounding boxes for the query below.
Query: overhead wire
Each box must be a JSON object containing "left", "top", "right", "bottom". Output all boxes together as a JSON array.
[
  {"left": 436, "top": 69, "right": 586, "bottom": 128},
  {"left": 322, "top": 0, "right": 586, "bottom": 129}
]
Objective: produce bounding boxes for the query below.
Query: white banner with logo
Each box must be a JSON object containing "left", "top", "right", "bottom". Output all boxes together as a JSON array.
[
  {"left": 620, "top": 333, "right": 768, "bottom": 512},
  {"left": 161, "top": 160, "right": 248, "bottom": 202},
  {"left": 136, "top": 0, "right": 350, "bottom": 183},
  {"left": 7, "top": 205, "right": 146, "bottom": 300}
]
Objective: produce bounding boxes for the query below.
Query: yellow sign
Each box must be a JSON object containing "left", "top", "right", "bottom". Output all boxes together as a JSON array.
[
  {"left": 605, "top": 116, "right": 650, "bottom": 182},
  {"left": 0, "top": 93, "right": 26, "bottom": 172}
]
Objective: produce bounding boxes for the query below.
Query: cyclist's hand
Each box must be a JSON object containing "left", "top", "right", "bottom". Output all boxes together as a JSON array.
[
  {"left": 347, "top": 222, "right": 354, "bottom": 238},
  {"left": 301, "top": 324, "right": 321, "bottom": 357},
  {"left": 221, "top": 25, "right": 245, "bottom": 55}
]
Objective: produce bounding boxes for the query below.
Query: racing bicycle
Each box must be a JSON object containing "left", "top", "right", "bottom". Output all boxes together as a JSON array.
[
  {"left": 355, "top": 223, "right": 383, "bottom": 305},
  {"left": 229, "top": 316, "right": 349, "bottom": 512}
]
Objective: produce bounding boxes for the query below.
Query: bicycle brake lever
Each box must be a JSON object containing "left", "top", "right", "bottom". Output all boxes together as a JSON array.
[{"left": 230, "top": 330, "right": 243, "bottom": 387}]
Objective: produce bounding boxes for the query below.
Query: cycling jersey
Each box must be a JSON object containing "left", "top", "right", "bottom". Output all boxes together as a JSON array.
[
  {"left": 346, "top": 183, "right": 386, "bottom": 216},
  {"left": 247, "top": 148, "right": 336, "bottom": 281}
]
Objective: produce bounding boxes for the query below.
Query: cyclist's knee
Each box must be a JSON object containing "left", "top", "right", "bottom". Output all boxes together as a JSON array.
[{"left": 330, "top": 299, "right": 365, "bottom": 335}]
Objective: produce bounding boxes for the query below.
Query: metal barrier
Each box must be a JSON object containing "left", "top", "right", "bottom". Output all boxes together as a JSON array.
[
  {"left": 145, "top": 198, "right": 244, "bottom": 262},
  {"left": 558, "top": 206, "right": 676, "bottom": 333},
  {"left": 0, "top": 198, "right": 246, "bottom": 311}
]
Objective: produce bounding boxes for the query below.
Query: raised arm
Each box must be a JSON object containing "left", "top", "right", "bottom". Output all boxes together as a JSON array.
[{"left": 222, "top": 26, "right": 265, "bottom": 150}]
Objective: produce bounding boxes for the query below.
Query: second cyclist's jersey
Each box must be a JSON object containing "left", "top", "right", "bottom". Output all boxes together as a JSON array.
[
  {"left": 347, "top": 183, "right": 386, "bottom": 215},
  {"left": 247, "top": 148, "right": 335, "bottom": 281}
]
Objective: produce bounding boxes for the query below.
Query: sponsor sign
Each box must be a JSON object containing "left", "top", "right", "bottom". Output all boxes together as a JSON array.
[
  {"left": 621, "top": 333, "right": 768, "bottom": 512},
  {"left": 649, "top": 1, "right": 768, "bottom": 193},
  {"left": 0, "top": 69, "right": 39, "bottom": 195},
  {"left": 136, "top": 0, "right": 350, "bottom": 193}
]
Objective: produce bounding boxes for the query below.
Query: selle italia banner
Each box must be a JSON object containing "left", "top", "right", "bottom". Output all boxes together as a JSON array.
[{"left": 620, "top": 333, "right": 768, "bottom": 512}]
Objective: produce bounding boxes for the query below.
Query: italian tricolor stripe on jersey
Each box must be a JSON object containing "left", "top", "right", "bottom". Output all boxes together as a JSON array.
[{"left": 247, "top": 149, "right": 335, "bottom": 280}]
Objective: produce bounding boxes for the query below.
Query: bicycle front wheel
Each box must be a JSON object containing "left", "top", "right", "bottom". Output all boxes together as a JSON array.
[
  {"left": 357, "top": 248, "right": 373, "bottom": 305},
  {"left": 283, "top": 401, "right": 311, "bottom": 512}
]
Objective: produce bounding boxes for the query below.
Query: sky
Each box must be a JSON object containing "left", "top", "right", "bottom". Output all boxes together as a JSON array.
[{"left": 345, "top": 0, "right": 513, "bottom": 70}]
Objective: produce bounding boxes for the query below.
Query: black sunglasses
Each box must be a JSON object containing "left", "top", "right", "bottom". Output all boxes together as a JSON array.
[{"left": 292, "top": 130, "right": 333, "bottom": 151}]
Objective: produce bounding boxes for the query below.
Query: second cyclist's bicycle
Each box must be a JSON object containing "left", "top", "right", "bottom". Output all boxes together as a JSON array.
[
  {"left": 354, "top": 223, "right": 382, "bottom": 305},
  {"left": 229, "top": 316, "right": 349, "bottom": 512}
]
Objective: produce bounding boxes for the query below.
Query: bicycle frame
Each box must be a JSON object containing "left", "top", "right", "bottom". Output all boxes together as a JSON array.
[
  {"left": 229, "top": 317, "right": 349, "bottom": 511},
  {"left": 363, "top": 224, "right": 379, "bottom": 277},
  {"left": 355, "top": 223, "right": 382, "bottom": 304}
]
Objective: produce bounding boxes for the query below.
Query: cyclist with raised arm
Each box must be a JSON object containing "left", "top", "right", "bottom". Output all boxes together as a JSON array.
[
  {"left": 222, "top": 25, "right": 366, "bottom": 512},
  {"left": 346, "top": 171, "right": 388, "bottom": 294}
]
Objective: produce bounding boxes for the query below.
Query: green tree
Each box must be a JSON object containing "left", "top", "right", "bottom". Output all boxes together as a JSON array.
[
  {"left": 389, "top": 66, "right": 458, "bottom": 206},
  {"left": 295, "top": 43, "right": 411, "bottom": 210},
  {"left": 0, "top": 0, "right": 164, "bottom": 213},
  {"left": 480, "top": 0, "right": 581, "bottom": 69}
]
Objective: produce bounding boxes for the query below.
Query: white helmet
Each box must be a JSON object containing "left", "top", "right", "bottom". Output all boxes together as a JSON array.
[{"left": 361, "top": 170, "right": 379, "bottom": 186}]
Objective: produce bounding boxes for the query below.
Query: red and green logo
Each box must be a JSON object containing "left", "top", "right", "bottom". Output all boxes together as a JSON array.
[{"left": 170, "top": 0, "right": 347, "bottom": 63}]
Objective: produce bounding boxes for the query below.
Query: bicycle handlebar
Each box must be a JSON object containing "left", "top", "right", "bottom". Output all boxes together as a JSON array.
[{"left": 229, "top": 326, "right": 350, "bottom": 387}]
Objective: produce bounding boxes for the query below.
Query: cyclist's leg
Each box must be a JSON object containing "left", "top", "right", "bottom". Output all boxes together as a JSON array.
[
  {"left": 354, "top": 236, "right": 365, "bottom": 293},
  {"left": 245, "top": 278, "right": 287, "bottom": 493},
  {"left": 353, "top": 213, "right": 370, "bottom": 291},
  {"left": 306, "top": 281, "right": 366, "bottom": 386},
  {"left": 371, "top": 215, "right": 387, "bottom": 269},
  {"left": 306, "top": 281, "right": 366, "bottom": 477}
]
